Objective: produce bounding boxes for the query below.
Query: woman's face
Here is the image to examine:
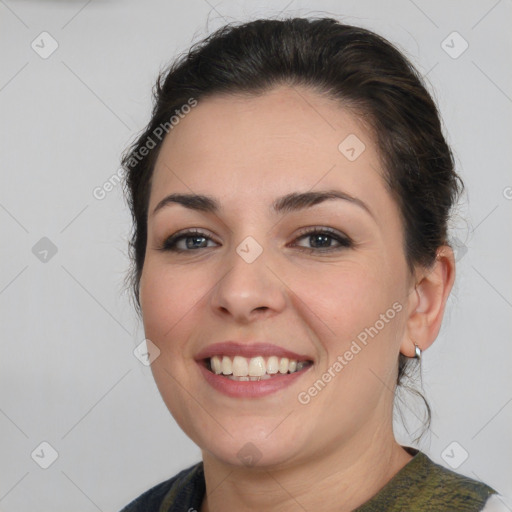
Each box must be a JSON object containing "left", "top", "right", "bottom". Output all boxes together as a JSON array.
[{"left": 140, "top": 86, "right": 415, "bottom": 468}]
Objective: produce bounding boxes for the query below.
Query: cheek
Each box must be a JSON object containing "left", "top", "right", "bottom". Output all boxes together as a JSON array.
[
  {"left": 296, "top": 261, "right": 398, "bottom": 336},
  {"left": 139, "top": 261, "right": 208, "bottom": 354},
  {"left": 139, "top": 262, "right": 203, "bottom": 426},
  {"left": 299, "top": 266, "right": 404, "bottom": 388},
  {"left": 292, "top": 258, "right": 406, "bottom": 395}
]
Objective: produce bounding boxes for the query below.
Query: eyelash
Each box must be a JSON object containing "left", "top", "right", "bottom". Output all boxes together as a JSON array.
[{"left": 159, "top": 227, "right": 353, "bottom": 254}]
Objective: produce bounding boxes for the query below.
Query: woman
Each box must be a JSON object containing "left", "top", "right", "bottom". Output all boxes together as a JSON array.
[{"left": 119, "top": 17, "right": 504, "bottom": 512}]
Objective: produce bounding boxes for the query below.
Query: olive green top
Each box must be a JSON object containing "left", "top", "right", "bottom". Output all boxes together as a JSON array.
[
  {"left": 120, "top": 446, "right": 497, "bottom": 511},
  {"left": 354, "top": 447, "right": 496, "bottom": 511}
]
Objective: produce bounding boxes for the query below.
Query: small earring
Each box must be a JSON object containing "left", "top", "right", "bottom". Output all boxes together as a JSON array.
[{"left": 414, "top": 343, "right": 422, "bottom": 361}]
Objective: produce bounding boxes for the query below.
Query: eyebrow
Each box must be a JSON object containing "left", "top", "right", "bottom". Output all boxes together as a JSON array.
[{"left": 151, "top": 189, "right": 373, "bottom": 218}]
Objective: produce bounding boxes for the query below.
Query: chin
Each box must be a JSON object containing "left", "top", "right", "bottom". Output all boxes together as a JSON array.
[{"left": 196, "top": 420, "right": 307, "bottom": 470}]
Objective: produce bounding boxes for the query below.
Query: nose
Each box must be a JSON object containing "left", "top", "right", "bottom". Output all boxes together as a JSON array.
[{"left": 210, "top": 244, "right": 287, "bottom": 324}]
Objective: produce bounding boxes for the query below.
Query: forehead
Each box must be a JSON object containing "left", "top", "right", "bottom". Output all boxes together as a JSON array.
[{"left": 150, "top": 86, "right": 390, "bottom": 214}]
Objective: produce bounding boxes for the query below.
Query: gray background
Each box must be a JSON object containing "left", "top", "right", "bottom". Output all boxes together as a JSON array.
[{"left": 1, "top": 0, "right": 511, "bottom": 510}]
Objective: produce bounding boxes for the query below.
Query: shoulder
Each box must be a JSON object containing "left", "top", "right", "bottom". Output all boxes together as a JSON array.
[
  {"left": 400, "top": 451, "right": 498, "bottom": 511},
  {"left": 356, "top": 449, "right": 499, "bottom": 512},
  {"left": 119, "top": 462, "right": 203, "bottom": 512}
]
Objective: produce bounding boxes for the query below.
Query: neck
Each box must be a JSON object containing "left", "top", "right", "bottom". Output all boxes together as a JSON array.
[{"left": 200, "top": 424, "right": 413, "bottom": 512}]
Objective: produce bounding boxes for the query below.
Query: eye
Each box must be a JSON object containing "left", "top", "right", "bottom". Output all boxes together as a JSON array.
[
  {"left": 158, "top": 227, "right": 352, "bottom": 254},
  {"left": 159, "top": 229, "right": 219, "bottom": 252},
  {"left": 291, "top": 227, "right": 353, "bottom": 253}
]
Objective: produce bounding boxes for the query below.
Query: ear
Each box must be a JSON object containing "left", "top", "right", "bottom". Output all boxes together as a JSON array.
[{"left": 400, "top": 246, "right": 456, "bottom": 357}]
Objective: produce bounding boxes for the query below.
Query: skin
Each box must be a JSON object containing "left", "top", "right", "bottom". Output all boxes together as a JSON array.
[{"left": 139, "top": 85, "right": 455, "bottom": 512}]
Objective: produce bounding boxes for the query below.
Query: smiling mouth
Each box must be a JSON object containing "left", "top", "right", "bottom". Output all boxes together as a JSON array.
[{"left": 205, "top": 355, "right": 313, "bottom": 381}]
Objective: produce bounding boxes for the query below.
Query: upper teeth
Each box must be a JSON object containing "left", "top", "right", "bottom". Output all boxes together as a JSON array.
[{"left": 209, "top": 355, "right": 308, "bottom": 377}]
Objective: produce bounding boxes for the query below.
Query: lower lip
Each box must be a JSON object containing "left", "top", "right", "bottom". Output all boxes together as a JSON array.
[{"left": 197, "top": 362, "right": 311, "bottom": 398}]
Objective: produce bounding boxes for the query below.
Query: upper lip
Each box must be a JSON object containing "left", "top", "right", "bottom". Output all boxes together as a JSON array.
[{"left": 195, "top": 342, "right": 313, "bottom": 361}]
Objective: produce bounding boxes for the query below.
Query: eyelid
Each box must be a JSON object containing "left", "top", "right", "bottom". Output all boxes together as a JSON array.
[
  {"left": 168, "top": 227, "right": 216, "bottom": 239},
  {"left": 294, "top": 225, "right": 345, "bottom": 237}
]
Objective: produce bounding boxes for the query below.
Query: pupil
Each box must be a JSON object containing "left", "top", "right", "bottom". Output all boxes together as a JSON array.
[
  {"left": 311, "top": 234, "right": 331, "bottom": 248},
  {"left": 186, "top": 236, "right": 207, "bottom": 249}
]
